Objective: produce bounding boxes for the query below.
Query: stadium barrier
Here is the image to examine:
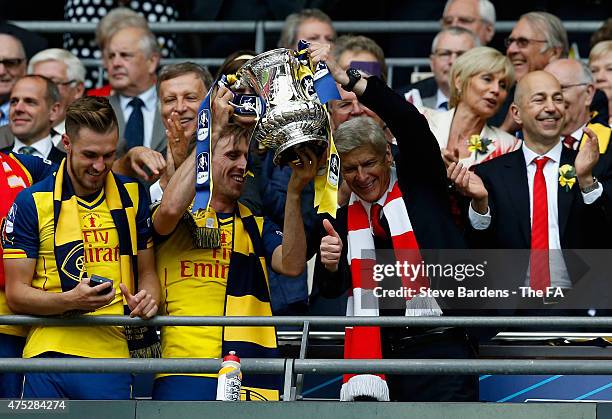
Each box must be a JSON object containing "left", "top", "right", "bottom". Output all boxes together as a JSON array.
[
  {"left": 3, "top": 315, "right": 612, "bottom": 402},
  {"left": 8, "top": 19, "right": 604, "bottom": 85}
]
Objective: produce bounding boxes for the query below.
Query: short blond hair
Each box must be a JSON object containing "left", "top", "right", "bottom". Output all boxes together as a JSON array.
[
  {"left": 589, "top": 40, "right": 612, "bottom": 63},
  {"left": 66, "top": 96, "right": 118, "bottom": 140},
  {"left": 449, "top": 46, "right": 515, "bottom": 109}
]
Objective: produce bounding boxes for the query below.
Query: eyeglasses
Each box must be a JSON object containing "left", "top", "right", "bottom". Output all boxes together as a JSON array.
[
  {"left": 560, "top": 82, "right": 589, "bottom": 91},
  {"left": 441, "top": 15, "right": 480, "bottom": 26},
  {"left": 51, "top": 79, "right": 77, "bottom": 87},
  {"left": 432, "top": 49, "right": 467, "bottom": 59},
  {"left": 504, "top": 37, "right": 548, "bottom": 49},
  {"left": 0, "top": 58, "right": 25, "bottom": 69}
]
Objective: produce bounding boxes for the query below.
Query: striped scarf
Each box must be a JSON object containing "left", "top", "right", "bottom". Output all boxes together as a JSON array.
[
  {"left": 341, "top": 168, "right": 441, "bottom": 402},
  {"left": 221, "top": 203, "right": 280, "bottom": 401},
  {"left": 53, "top": 159, "right": 160, "bottom": 358}
]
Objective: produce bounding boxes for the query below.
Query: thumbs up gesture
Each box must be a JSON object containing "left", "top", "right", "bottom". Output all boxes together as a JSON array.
[{"left": 320, "top": 219, "right": 342, "bottom": 272}]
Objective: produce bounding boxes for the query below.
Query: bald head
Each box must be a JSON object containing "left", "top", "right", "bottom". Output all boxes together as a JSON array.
[
  {"left": 512, "top": 71, "right": 565, "bottom": 146},
  {"left": 514, "top": 71, "right": 559, "bottom": 107}
]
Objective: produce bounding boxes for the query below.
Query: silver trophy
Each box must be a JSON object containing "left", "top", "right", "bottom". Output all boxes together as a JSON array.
[{"left": 238, "top": 48, "right": 329, "bottom": 165}]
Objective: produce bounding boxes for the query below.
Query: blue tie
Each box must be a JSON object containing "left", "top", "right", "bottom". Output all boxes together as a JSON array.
[
  {"left": 125, "top": 97, "right": 144, "bottom": 149},
  {"left": 19, "top": 146, "right": 36, "bottom": 155},
  {"left": 439, "top": 101, "right": 449, "bottom": 111}
]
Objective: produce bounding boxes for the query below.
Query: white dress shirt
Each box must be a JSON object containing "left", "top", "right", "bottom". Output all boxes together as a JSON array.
[
  {"left": 12, "top": 135, "right": 53, "bottom": 161},
  {"left": 469, "top": 141, "right": 603, "bottom": 287},
  {"left": 435, "top": 89, "right": 449, "bottom": 111},
  {"left": 119, "top": 85, "right": 157, "bottom": 149},
  {"left": 149, "top": 179, "right": 164, "bottom": 204},
  {"left": 51, "top": 119, "right": 66, "bottom": 147},
  {"left": 0, "top": 102, "right": 9, "bottom": 126}
]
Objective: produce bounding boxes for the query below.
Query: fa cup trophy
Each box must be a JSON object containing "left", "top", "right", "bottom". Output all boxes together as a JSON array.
[{"left": 237, "top": 48, "right": 330, "bottom": 165}]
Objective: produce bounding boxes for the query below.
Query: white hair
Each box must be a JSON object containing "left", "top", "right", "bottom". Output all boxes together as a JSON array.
[
  {"left": 431, "top": 26, "right": 480, "bottom": 53},
  {"left": 443, "top": 0, "right": 496, "bottom": 25},
  {"left": 28, "top": 48, "right": 86, "bottom": 83}
]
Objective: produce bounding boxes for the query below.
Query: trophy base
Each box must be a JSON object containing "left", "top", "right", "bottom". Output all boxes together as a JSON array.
[{"left": 273, "top": 135, "right": 328, "bottom": 166}]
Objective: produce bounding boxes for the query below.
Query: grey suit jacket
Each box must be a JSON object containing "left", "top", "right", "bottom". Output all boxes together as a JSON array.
[
  {"left": 421, "top": 94, "right": 437, "bottom": 109},
  {"left": 109, "top": 93, "right": 166, "bottom": 157},
  {"left": 0, "top": 125, "right": 14, "bottom": 149}
]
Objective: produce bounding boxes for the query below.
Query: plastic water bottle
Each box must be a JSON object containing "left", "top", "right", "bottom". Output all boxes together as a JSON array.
[{"left": 216, "top": 351, "right": 242, "bottom": 401}]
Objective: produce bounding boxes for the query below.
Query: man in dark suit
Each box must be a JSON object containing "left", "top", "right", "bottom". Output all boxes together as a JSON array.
[
  {"left": 397, "top": 27, "right": 478, "bottom": 110},
  {"left": 449, "top": 71, "right": 609, "bottom": 304},
  {"left": 103, "top": 25, "right": 165, "bottom": 157},
  {"left": 310, "top": 43, "right": 476, "bottom": 402},
  {"left": 0, "top": 75, "right": 65, "bottom": 164}
]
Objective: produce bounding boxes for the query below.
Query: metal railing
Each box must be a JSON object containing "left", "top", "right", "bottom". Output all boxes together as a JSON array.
[
  {"left": 3, "top": 315, "right": 612, "bottom": 327},
  {"left": 9, "top": 20, "right": 605, "bottom": 35},
  {"left": 3, "top": 315, "right": 612, "bottom": 401},
  {"left": 8, "top": 19, "right": 605, "bottom": 86}
]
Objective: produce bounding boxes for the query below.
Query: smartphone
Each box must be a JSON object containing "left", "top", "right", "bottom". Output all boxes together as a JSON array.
[{"left": 89, "top": 274, "right": 114, "bottom": 295}]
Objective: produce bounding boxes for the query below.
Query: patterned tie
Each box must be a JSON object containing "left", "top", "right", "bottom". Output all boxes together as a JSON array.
[
  {"left": 530, "top": 156, "right": 550, "bottom": 291},
  {"left": 18, "top": 146, "right": 36, "bottom": 156},
  {"left": 124, "top": 97, "right": 145, "bottom": 149},
  {"left": 562, "top": 135, "right": 578, "bottom": 150},
  {"left": 370, "top": 203, "right": 388, "bottom": 239}
]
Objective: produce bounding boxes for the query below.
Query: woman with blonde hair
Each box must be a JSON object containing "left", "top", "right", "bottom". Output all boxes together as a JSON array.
[
  {"left": 426, "top": 46, "right": 519, "bottom": 168},
  {"left": 589, "top": 41, "right": 612, "bottom": 125}
]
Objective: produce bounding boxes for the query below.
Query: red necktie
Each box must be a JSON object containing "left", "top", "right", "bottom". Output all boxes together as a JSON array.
[
  {"left": 370, "top": 203, "right": 388, "bottom": 239},
  {"left": 562, "top": 135, "right": 578, "bottom": 150},
  {"left": 530, "top": 156, "right": 550, "bottom": 291}
]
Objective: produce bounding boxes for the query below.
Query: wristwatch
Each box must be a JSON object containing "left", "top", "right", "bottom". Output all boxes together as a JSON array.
[
  {"left": 341, "top": 68, "right": 362, "bottom": 92},
  {"left": 581, "top": 177, "right": 599, "bottom": 193}
]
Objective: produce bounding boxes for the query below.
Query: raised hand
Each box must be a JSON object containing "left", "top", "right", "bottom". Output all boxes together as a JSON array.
[
  {"left": 308, "top": 43, "right": 346, "bottom": 85},
  {"left": 320, "top": 219, "right": 342, "bottom": 272},
  {"left": 441, "top": 147, "right": 459, "bottom": 168},
  {"left": 125, "top": 146, "right": 166, "bottom": 182},
  {"left": 447, "top": 162, "right": 489, "bottom": 214},
  {"left": 288, "top": 147, "right": 322, "bottom": 195},
  {"left": 575, "top": 127, "right": 600, "bottom": 188},
  {"left": 120, "top": 283, "right": 158, "bottom": 319},
  {"left": 166, "top": 110, "right": 191, "bottom": 169}
]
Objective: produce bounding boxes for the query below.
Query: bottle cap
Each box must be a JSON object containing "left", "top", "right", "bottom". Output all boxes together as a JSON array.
[{"left": 223, "top": 351, "right": 240, "bottom": 363}]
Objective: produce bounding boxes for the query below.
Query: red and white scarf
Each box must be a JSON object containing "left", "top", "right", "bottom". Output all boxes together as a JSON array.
[
  {"left": 0, "top": 153, "right": 30, "bottom": 287},
  {"left": 340, "top": 168, "right": 442, "bottom": 401}
]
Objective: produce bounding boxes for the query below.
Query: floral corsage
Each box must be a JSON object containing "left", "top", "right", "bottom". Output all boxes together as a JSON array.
[
  {"left": 558, "top": 164, "right": 576, "bottom": 191},
  {"left": 467, "top": 135, "right": 495, "bottom": 156}
]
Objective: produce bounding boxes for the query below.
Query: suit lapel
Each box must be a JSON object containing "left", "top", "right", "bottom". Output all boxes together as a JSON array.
[
  {"left": 149, "top": 108, "right": 165, "bottom": 153},
  {"left": 557, "top": 146, "right": 576, "bottom": 241},
  {"left": 502, "top": 150, "right": 531, "bottom": 245},
  {"left": 48, "top": 146, "right": 67, "bottom": 165},
  {"left": 109, "top": 94, "right": 125, "bottom": 132}
]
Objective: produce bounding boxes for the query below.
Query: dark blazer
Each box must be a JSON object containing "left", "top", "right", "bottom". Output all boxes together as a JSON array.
[
  {"left": 396, "top": 76, "right": 437, "bottom": 98},
  {"left": 470, "top": 147, "right": 612, "bottom": 312},
  {"left": 0, "top": 125, "right": 14, "bottom": 150},
  {"left": 0, "top": 143, "right": 65, "bottom": 165},
  {"left": 109, "top": 93, "right": 166, "bottom": 158},
  {"left": 471, "top": 147, "right": 610, "bottom": 250},
  {"left": 314, "top": 76, "right": 466, "bottom": 299}
]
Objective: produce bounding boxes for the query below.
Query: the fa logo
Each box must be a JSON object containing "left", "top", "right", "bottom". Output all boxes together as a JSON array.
[
  {"left": 196, "top": 152, "right": 210, "bottom": 185},
  {"left": 197, "top": 109, "right": 210, "bottom": 142},
  {"left": 4, "top": 204, "right": 16, "bottom": 235},
  {"left": 328, "top": 154, "right": 340, "bottom": 187}
]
